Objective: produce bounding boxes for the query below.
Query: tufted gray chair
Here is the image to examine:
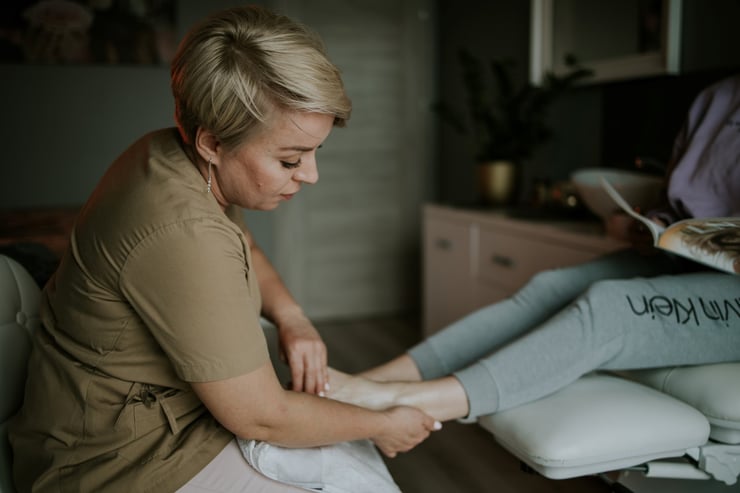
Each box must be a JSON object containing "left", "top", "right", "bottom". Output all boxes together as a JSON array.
[{"left": 0, "top": 255, "right": 41, "bottom": 493}]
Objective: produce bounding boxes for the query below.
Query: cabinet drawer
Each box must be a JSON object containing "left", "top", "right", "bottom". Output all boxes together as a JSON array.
[
  {"left": 477, "top": 226, "right": 606, "bottom": 292},
  {"left": 423, "top": 217, "right": 474, "bottom": 335}
]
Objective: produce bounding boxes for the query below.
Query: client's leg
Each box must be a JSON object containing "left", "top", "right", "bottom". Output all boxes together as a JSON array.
[
  {"left": 455, "top": 270, "right": 740, "bottom": 420},
  {"left": 331, "top": 271, "right": 740, "bottom": 424},
  {"left": 365, "top": 249, "right": 680, "bottom": 383}
]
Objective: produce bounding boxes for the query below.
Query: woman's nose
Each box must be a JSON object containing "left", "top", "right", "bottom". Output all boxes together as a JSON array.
[{"left": 294, "top": 157, "right": 319, "bottom": 184}]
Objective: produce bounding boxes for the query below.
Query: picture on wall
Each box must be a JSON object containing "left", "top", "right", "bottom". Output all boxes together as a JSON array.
[{"left": 0, "top": 0, "right": 177, "bottom": 65}]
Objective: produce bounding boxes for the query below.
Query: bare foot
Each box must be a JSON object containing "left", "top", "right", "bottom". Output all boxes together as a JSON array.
[
  {"left": 327, "top": 368, "right": 469, "bottom": 422},
  {"left": 327, "top": 368, "right": 400, "bottom": 411},
  {"left": 359, "top": 355, "right": 422, "bottom": 382}
]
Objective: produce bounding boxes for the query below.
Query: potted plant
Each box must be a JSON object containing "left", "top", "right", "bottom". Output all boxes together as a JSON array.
[{"left": 435, "top": 49, "right": 592, "bottom": 205}]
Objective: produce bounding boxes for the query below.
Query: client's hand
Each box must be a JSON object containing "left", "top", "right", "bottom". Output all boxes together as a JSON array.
[
  {"left": 605, "top": 211, "right": 665, "bottom": 254},
  {"left": 372, "top": 406, "right": 440, "bottom": 458}
]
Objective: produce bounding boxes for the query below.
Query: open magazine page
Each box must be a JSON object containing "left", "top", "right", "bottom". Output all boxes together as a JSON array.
[
  {"left": 659, "top": 218, "right": 740, "bottom": 274},
  {"left": 600, "top": 178, "right": 665, "bottom": 239},
  {"left": 601, "top": 178, "right": 740, "bottom": 275}
]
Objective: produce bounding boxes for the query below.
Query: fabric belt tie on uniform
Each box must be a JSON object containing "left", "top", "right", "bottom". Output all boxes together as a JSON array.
[{"left": 116, "top": 383, "right": 202, "bottom": 435}]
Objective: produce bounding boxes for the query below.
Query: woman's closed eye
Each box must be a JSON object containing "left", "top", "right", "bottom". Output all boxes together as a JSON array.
[{"left": 281, "top": 159, "right": 301, "bottom": 169}]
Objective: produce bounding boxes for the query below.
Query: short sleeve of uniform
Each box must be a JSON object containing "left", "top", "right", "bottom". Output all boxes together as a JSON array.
[{"left": 120, "top": 217, "right": 269, "bottom": 382}]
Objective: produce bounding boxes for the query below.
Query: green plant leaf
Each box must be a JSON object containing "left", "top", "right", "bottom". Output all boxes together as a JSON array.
[{"left": 432, "top": 49, "right": 592, "bottom": 164}]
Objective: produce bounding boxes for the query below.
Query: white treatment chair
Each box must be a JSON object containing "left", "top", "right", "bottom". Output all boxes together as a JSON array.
[
  {"left": 478, "top": 362, "right": 740, "bottom": 492},
  {"left": 0, "top": 254, "right": 41, "bottom": 493}
]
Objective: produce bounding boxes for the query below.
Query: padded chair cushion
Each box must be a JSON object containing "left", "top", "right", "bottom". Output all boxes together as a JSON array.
[
  {"left": 0, "top": 255, "right": 41, "bottom": 493},
  {"left": 621, "top": 363, "right": 740, "bottom": 444},
  {"left": 478, "top": 373, "right": 711, "bottom": 479},
  {"left": 0, "top": 255, "right": 40, "bottom": 422}
]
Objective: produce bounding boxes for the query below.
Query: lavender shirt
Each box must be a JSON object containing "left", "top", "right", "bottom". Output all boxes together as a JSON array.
[{"left": 663, "top": 75, "right": 740, "bottom": 222}]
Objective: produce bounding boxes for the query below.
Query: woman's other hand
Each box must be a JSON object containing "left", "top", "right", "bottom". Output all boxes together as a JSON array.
[
  {"left": 278, "top": 315, "right": 329, "bottom": 396},
  {"left": 372, "top": 406, "right": 441, "bottom": 458}
]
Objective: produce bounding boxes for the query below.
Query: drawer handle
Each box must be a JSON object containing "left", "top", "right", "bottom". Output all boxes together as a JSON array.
[
  {"left": 435, "top": 238, "right": 452, "bottom": 250},
  {"left": 490, "top": 254, "right": 514, "bottom": 268}
]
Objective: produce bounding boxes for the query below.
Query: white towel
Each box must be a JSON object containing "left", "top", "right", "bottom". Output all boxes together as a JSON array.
[{"left": 238, "top": 438, "right": 402, "bottom": 493}]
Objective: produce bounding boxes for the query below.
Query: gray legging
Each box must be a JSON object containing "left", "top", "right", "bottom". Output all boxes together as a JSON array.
[{"left": 408, "top": 249, "right": 740, "bottom": 421}]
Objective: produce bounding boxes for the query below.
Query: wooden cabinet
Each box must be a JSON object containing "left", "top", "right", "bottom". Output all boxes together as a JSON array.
[
  {"left": 423, "top": 214, "right": 477, "bottom": 333},
  {"left": 423, "top": 204, "right": 625, "bottom": 336}
]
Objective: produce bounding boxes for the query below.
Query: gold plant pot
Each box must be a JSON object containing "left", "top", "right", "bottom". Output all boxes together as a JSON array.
[{"left": 477, "top": 160, "right": 519, "bottom": 206}]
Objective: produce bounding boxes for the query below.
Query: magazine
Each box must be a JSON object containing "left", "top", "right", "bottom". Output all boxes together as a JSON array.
[{"left": 601, "top": 178, "right": 740, "bottom": 275}]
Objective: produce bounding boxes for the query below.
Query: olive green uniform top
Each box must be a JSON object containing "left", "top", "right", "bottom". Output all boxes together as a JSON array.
[{"left": 10, "top": 129, "right": 270, "bottom": 492}]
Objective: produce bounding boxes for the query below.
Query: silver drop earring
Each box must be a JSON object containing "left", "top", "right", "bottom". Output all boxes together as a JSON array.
[{"left": 206, "top": 157, "right": 213, "bottom": 194}]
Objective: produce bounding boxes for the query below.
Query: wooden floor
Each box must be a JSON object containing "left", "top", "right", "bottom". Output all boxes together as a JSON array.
[{"left": 268, "top": 316, "right": 613, "bottom": 493}]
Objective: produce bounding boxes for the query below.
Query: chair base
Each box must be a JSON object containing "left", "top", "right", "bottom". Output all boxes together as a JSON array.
[{"left": 618, "top": 469, "right": 740, "bottom": 493}]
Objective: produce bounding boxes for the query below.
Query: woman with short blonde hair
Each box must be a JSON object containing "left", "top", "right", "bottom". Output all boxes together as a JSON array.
[
  {"left": 9, "top": 6, "right": 435, "bottom": 493},
  {"left": 171, "top": 5, "right": 351, "bottom": 152}
]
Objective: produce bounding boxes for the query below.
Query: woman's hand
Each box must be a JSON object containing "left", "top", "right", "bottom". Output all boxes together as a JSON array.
[
  {"left": 371, "top": 406, "right": 441, "bottom": 458},
  {"left": 238, "top": 224, "right": 329, "bottom": 396},
  {"left": 278, "top": 316, "right": 328, "bottom": 396}
]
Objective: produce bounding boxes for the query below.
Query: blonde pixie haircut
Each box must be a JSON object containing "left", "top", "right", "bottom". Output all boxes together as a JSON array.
[{"left": 171, "top": 5, "right": 352, "bottom": 152}]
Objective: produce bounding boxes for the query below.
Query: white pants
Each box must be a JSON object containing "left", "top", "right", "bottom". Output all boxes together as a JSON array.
[
  {"left": 239, "top": 438, "right": 401, "bottom": 493},
  {"left": 176, "top": 439, "right": 306, "bottom": 493}
]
